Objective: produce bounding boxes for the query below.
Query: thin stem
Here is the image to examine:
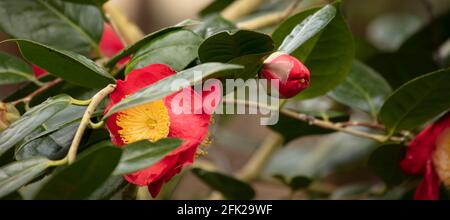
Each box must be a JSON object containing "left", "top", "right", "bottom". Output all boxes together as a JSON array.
[
  {"left": 89, "top": 120, "right": 104, "bottom": 129},
  {"left": 70, "top": 98, "right": 92, "bottom": 106},
  {"left": 237, "top": 132, "right": 283, "bottom": 181},
  {"left": 209, "top": 131, "right": 283, "bottom": 200},
  {"left": 67, "top": 84, "right": 116, "bottom": 164},
  {"left": 103, "top": 2, "right": 144, "bottom": 46},
  {"left": 10, "top": 78, "right": 63, "bottom": 106},
  {"left": 221, "top": 0, "right": 264, "bottom": 21},
  {"left": 222, "top": 98, "right": 405, "bottom": 143},
  {"left": 237, "top": 0, "right": 302, "bottom": 30},
  {"left": 336, "top": 121, "right": 386, "bottom": 131},
  {"left": 47, "top": 157, "right": 68, "bottom": 167},
  {"left": 281, "top": 108, "right": 404, "bottom": 142}
]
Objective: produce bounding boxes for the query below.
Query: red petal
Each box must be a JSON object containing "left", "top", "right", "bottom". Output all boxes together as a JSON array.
[
  {"left": 32, "top": 65, "right": 46, "bottom": 78},
  {"left": 401, "top": 112, "right": 450, "bottom": 174},
  {"left": 99, "top": 23, "right": 125, "bottom": 58},
  {"left": 414, "top": 159, "right": 441, "bottom": 200},
  {"left": 99, "top": 23, "right": 130, "bottom": 65},
  {"left": 104, "top": 64, "right": 220, "bottom": 197},
  {"left": 104, "top": 64, "right": 178, "bottom": 147},
  {"left": 122, "top": 88, "right": 214, "bottom": 196},
  {"left": 104, "top": 64, "right": 177, "bottom": 114}
]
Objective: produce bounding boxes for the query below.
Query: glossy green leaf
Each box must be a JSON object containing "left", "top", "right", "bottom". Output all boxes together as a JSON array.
[
  {"left": 105, "top": 63, "right": 242, "bottom": 117},
  {"left": 269, "top": 110, "right": 349, "bottom": 143},
  {"left": 0, "top": 52, "right": 41, "bottom": 86},
  {"left": 278, "top": 4, "right": 336, "bottom": 54},
  {"left": 0, "top": 95, "right": 72, "bottom": 156},
  {"left": 192, "top": 168, "right": 255, "bottom": 200},
  {"left": 272, "top": 2, "right": 354, "bottom": 99},
  {"left": 223, "top": 52, "right": 271, "bottom": 80},
  {"left": 15, "top": 121, "right": 79, "bottom": 161},
  {"left": 199, "top": 30, "right": 274, "bottom": 63},
  {"left": 14, "top": 39, "right": 115, "bottom": 88},
  {"left": 193, "top": 15, "right": 236, "bottom": 38},
  {"left": 34, "top": 146, "right": 122, "bottom": 200},
  {"left": 113, "top": 138, "right": 182, "bottom": 175},
  {"left": 0, "top": 0, "right": 103, "bottom": 54},
  {"left": 125, "top": 29, "right": 203, "bottom": 72},
  {"left": 88, "top": 175, "right": 127, "bottom": 200},
  {"left": 379, "top": 68, "right": 450, "bottom": 134},
  {"left": 0, "top": 157, "right": 49, "bottom": 198},
  {"left": 106, "top": 20, "right": 198, "bottom": 68},
  {"left": 329, "top": 60, "right": 392, "bottom": 118},
  {"left": 368, "top": 144, "right": 409, "bottom": 188}
]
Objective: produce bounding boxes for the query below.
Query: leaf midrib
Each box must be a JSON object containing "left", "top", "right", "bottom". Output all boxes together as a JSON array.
[{"left": 36, "top": 0, "right": 99, "bottom": 53}]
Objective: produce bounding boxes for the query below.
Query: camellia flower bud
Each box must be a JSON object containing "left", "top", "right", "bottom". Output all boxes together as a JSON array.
[
  {"left": 0, "top": 102, "right": 20, "bottom": 132},
  {"left": 260, "top": 52, "right": 310, "bottom": 99}
]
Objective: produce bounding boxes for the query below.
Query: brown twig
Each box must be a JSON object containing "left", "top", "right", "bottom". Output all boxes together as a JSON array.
[
  {"left": 336, "top": 121, "right": 386, "bottom": 131},
  {"left": 67, "top": 84, "right": 116, "bottom": 164},
  {"left": 10, "top": 78, "right": 63, "bottom": 106},
  {"left": 280, "top": 108, "right": 405, "bottom": 143}
]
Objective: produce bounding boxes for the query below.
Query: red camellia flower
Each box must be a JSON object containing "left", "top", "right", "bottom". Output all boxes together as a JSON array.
[
  {"left": 260, "top": 52, "right": 310, "bottom": 98},
  {"left": 400, "top": 112, "right": 450, "bottom": 200},
  {"left": 32, "top": 23, "right": 128, "bottom": 77},
  {"left": 104, "top": 64, "right": 221, "bottom": 197}
]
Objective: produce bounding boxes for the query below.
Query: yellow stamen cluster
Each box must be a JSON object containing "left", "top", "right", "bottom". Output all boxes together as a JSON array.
[{"left": 116, "top": 100, "right": 170, "bottom": 144}]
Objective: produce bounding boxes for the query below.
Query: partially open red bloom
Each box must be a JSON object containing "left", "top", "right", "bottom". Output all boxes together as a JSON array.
[
  {"left": 104, "top": 64, "right": 221, "bottom": 197},
  {"left": 400, "top": 112, "right": 450, "bottom": 200},
  {"left": 260, "top": 52, "right": 310, "bottom": 99},
  {"left": 32, "top": 23, "right": 127, "bottom": 77}
]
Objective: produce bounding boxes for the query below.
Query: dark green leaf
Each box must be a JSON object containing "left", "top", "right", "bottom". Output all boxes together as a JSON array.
[
  {"left": 105, "top": 63, "right": 242, "bottom": 117},
  {"left": 278, "top": 4, "right": 336, "bottom": 54},
  {"left": 88, "top": 175, "right": 127, "bottom": 200},
  {"left": 113, "top": 139, "right": 182, "bottom": 175},
  {"left": 34, "top": 146, "right": 122, "bottom": 199},
  {"left": 14, "top": 39, "right": 115, "bottom": 88},
  {"left": 0, "top": 95, "right": 71, "bottom": 156},
  {"left": 1, "top": 191, "right": 23, "bottom": 200},
  {"left": 329, "top": 60, "right": 392, "bottom": 118},
  {"left": 0, "top": 52, "right": 40, "bottom": 86},
  {"left": 274, "top": 175, "right": 312, "bottom": 191},
  {"left": 223, "top": 52, "right": 271, "bottom": 80},
  {"left": 272, "top": 2, "right": 354, "bottom": 99},
  {"left": 379, "top": 68, "right": 450, "bottom": 134},
  {"left": 106, "top": 20, "right": 198, "bottom": 68},
  {"left": 0, "top": 157, "right": 49, "bottom": 198},
  {"left": 368, "top": 144, "right": 409, "bottom": 188},
  {"left": 192, "top": 168, "right": 255, "bottom": 200},
  {"left": 198, "top": 30, "right": 274, "bottom": 63},
  {"left": 125, "top": 29, "right": 203, "bottom": 72},
  {"left": 193, "top": 15, "right": 236, "bottom": 38},
  {"left": 199, "top": 0, "right": 235, "bottom": 17},
  {"left": 0, "top": 0, "right": 103, "bottom": 54},
  {"left": 269, "top": 110, "right": 349, "bottom": 143},
  {"left": 15, "top": 121, "right": 79, "bottom": 160}
]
